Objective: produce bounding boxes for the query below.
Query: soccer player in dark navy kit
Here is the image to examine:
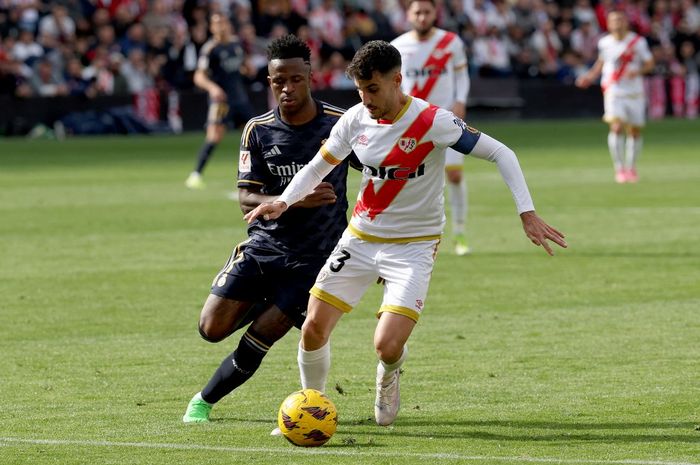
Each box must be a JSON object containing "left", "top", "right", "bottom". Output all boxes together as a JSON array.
[
  {"left": 185, "top": 14, "right": 255, "bottom": 189},
  {"left": 183, "top": 35, "right": 358, "bottom": 422}
]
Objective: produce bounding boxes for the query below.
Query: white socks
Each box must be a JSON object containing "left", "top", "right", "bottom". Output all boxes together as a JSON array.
[
  {"left": 607, "top": 131, "right": 625, "bottom": 171},
  {"left": 625, "top": 136, "right": 642, "bottom": 169},
  {"left": 378, "top": 345, "right": 408, "bottom": 382},
  {"left": 448, "top": 179, "right": 467, "bottom": 235},
  {"left": 298, "top": 341, "right": 331, "bottom": 392}
]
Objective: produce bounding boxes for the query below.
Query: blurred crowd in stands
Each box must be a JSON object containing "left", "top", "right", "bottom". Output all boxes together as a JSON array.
[{"left": 0, "top": 0, "right": 698, "bottom": 118}]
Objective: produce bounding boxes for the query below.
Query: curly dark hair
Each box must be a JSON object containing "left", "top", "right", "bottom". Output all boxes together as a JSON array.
[
  {"left": 346, "top": 40, "right": 402, "bottom": 81},
  {"left": 267, "top": 34, "right": 311, "bottom": 63}
]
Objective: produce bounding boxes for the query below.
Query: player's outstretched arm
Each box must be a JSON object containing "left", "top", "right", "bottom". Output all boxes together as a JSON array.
[
  {"left": 520, "top": 211, "right": 567, "bottom": 256},
  {"left": 244, "top": 201, "right": 288, "bottom": 223},
  {"left": 244, "top": 152, "right": 338, "bottom": 223}
]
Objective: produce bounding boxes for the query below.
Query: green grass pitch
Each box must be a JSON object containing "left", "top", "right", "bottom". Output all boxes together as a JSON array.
[{"left": 1, "top": 118, "right": 699, "bottom": 465}]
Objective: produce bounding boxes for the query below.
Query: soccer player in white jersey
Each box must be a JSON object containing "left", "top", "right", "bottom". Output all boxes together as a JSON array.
[
  {"left": 246, "top": 41, "right": 566, "bottom": 427},
  {"left": 391, "top": 0, "right": 472, "bottom": 255},
  {"left": 576, "top": 11, "right": 654, "bottom": 183}
]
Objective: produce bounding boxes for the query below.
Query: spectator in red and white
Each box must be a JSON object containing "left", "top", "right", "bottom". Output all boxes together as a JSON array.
[
  {"left": 309, "top": 0, "right": 344, "bottom": 51},
  {"left": 38, "top": 3, "right": 76, "bottom": 43},
  {"left": 530, "top": 18, "right": 561, "bottom": 76},
  {"left": 472, "top": 24, "right": 512, "bottom": 76},
  {"left": 678, "top": 40, "right": 699, "bottom": 118},
  {"left": 594, "top": 0, "right": 615, "bottom": 31},
  {"left": 570, "top": 17, "right": 599, "bottom": 65},
  {"left": 29, "top": 57, "right": 68, "bottom": 96},
  {"left": 321, "top": 50, "right": 354, "bottom": 89},
  {"left": 625, "top": 0, "right": 653, "bottom": 36}
]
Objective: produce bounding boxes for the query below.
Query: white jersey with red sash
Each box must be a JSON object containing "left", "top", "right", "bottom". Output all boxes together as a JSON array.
[
  {"left": 391, "top": 29, "right": 467, "bottom": 109},
  {"left": 599, "top": 32, "right": 652, "bottom": 96},
  {"left": 320, "top": 97, "right": 467, "bottom": 242}
]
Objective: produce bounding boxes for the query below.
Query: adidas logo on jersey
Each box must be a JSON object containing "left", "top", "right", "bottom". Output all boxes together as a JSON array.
[
  {"left": 263, "top": 145, "right": 283, "bottom": 158},
  {"left": 363, "top": 163, "right": 426, "bottom": 180}
]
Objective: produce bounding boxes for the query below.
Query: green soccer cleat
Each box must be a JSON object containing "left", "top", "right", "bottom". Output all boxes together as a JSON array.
[
  {"left": 454, "top": 234, "right": 471, "bottom": 256},
  {"left": 182, "top": 393, "right": 212, "bottom": 423}
]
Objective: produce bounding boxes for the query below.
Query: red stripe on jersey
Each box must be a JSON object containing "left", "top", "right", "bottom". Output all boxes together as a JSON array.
[
  {"left": 354, "top": 105, "right": 440, "bottom": 220},
  {"left": 410, "top": 32, "right": 456, "bottom": 101},
  {"left": 601, "top": 34, "right": 642, "bottom": 93}
]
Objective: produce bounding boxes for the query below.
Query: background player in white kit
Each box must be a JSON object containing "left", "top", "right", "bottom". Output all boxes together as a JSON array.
[
  {"left": 391, "top": 0, "right": 472, "bottom": 255},
  {"left": 246, "top": 41, "right": 566, "bottom": 427},
  {"left": 576, "top": 11, "right": 654, "bottom": 184}
]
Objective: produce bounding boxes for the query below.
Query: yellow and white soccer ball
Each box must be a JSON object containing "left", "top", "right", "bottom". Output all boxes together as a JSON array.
[{"left": 277, "top": 389, "right": 338, "bottom": 447}]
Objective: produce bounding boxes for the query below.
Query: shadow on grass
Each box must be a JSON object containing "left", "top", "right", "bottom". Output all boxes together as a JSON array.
[
  {"left": 345, "top": 418, "right": 700, "bottom": 444},
  {"left": 211, "top": 416, "right": 700, "bottom": 444}
]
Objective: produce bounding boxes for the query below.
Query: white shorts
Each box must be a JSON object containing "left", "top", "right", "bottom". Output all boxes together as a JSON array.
[
  {"left": 603, "top": 93, "right": 646, "bottom": 127},
  {"left": 310, "top": 231, "right": 440, "bottom": 322},
  {"left": 445, "top": 147, "right": 463, "bottom": 172}
]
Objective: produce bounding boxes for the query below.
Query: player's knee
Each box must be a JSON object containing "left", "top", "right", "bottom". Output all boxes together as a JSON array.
[
  {"left": 374, "top": 338, "right": 403, "bottom": 364},
  {"left": 301, "top": 318, "right": 330, "bottom": 348},
  {"left": 198, "top": 319, "right": 226, "bottom": 343},
  {"left": 446, "top": 170, "right": 462, "bottom": 184}
]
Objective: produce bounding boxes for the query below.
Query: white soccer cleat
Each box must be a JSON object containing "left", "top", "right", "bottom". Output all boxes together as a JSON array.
[
  {"left": 185, "top": 172, "right": 205, "bottom": 190},
  {"left": 374, "top": 364, "right": 401, "bottom": 426},
  {"left": 270, "top": 427, "right": 283, "bottom": 436}
]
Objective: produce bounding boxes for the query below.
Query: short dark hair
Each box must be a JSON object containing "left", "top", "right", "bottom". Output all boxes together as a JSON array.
[
  {"left": 267, "top": 34, "right": 311, "bottom": 63},
  {"left": 346, "top": 40, "right": 402, "bottom": 81},
  {"left": 407, "top": 0, "right": 435, "bottom": 6}
]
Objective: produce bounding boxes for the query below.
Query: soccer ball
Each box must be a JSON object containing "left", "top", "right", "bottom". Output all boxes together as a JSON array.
[{"left": 277, "top": 389, "right": 338, "bottom": 447}]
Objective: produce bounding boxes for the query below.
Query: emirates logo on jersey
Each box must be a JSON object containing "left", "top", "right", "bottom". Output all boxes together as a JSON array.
[{"left": 398, "top": 137, "right": 417, "bottom": 153}]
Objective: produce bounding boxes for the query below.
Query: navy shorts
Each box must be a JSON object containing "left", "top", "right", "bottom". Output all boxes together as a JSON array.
[
  {"left": 207, "top": 98, "right": 254, "bottom": 128},
  {"left": 210, "top": 238, "right": 324, "bottom": 329}
]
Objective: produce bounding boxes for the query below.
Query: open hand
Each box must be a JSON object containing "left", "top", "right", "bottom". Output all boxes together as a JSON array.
[{"left": 520, "top": 211, "right": 567, "bottom": 256}]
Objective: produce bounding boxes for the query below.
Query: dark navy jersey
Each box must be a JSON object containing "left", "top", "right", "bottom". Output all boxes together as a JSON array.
[
  {"left": 197, "top": 38, "right": 249, "bottom": 103},
  {"left": 238, "top": 100, "right": 357, "bottom": 258}
]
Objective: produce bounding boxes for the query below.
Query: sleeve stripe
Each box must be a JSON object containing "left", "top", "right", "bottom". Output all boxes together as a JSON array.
[
  {"left": 241, "top": 113, "right": 275, "bottom": 147},
  {"left": 320, "top": 146, "right": 342, "bottom": 165},
  {"left": 237, "top": 179, "right": 265, "bottom": 186},
  {"left": 322, "top": 102, "right": 347, "bottom": 114}
]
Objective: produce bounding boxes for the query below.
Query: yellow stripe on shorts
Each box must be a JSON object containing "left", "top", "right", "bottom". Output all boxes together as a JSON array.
[
  {"left": 377, "top": 305, "right": 420, "bottom": 322},
  {"left": 310, "top": 286, "right": 353, "bottom": 313}
]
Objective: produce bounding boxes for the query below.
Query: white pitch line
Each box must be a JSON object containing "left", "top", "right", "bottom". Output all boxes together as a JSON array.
[{"left": 1, "top": 437, "right": 698, "bottom": 465}]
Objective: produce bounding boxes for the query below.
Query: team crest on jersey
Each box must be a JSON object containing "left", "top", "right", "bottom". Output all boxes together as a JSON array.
[
  {"left": 239, "top": 150, "right": 251, "bottom": 172},
  {"left": 398, "top": 137, "right": 417, "bottom": 153},
  {"left": 432, "top": 49, "right": 446, "bottom": 60}
]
